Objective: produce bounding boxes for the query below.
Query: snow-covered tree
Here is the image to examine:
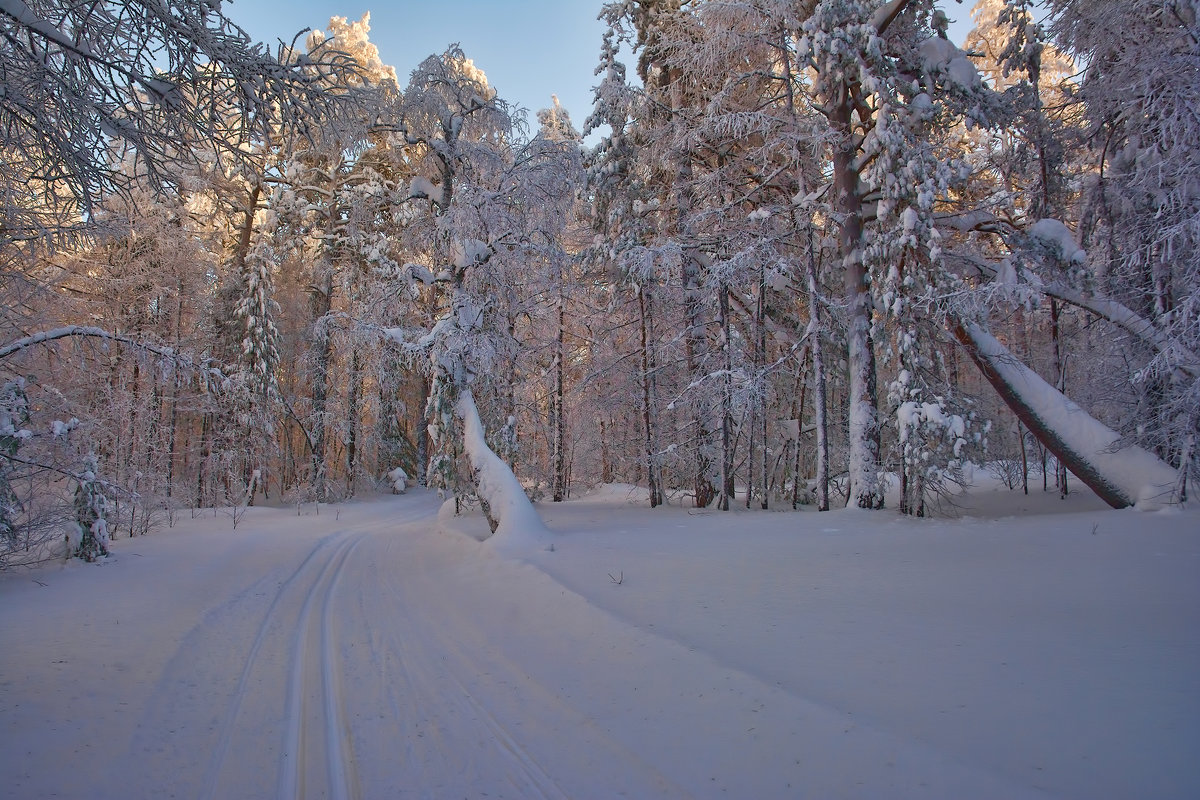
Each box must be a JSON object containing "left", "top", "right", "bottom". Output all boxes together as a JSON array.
[
  {"left": 937, "top": 0, "right": 1195, "bottom": 507},
  {"left": 70, "top": 454, "right": 110, "bottom": 562},
  {"left": 1048, "top": 0, "right": 1200, "bottom": 500},
  {"left": 0, "top": 0, "right": 374, "bottom": 551},
  {"left": 386, "top": 46, "right": 558, "bottom": 541},
  {"left": 0, "top": 0, "right": 364, "bottom": 249}
]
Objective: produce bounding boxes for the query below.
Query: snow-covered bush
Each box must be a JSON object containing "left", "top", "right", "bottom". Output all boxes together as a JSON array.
[
  {"left": 0, "top": 380, "right": 32, "bottom": 544},
  {"left": 386, "top": 466, "right": 408, "bottom": 494}
]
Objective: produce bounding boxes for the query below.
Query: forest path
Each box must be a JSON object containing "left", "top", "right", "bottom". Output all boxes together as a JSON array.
[
  {"left": 1, "top": 494, "right": 689, "bottom": 799},
  {"left": 1, "top": 491, "right": 1060, "bottom": 799}
]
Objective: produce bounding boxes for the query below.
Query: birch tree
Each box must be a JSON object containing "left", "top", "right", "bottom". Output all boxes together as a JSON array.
[{"left": 387, "top": 47, "right": 558, "bottom": 541}]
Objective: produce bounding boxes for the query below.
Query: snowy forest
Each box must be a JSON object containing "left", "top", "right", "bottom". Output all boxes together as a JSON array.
[{"left": 2, "top": 0, "right": 1197, "bottom": 566}]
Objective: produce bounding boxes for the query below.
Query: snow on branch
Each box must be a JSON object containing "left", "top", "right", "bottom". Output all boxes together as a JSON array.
[
  {"left": 456, "top": 389, "right": 551, "bottom": 552},
  {"left": 0, "top": 326, "right": 223, "bottom": 379},
  {"left": 955, "top": 320, "right": 1181, "bottom": 509},
  {"left": 870, "top": 0, "right": 916, "bottom": 34},
  {"left": 950, "top": 253, "right": 1200, "bottom": 378}
]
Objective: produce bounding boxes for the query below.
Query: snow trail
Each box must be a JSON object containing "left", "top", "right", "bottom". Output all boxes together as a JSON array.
[
  {"left": 2, "top": 490, "right": 1194, "bottom": 798},
  {"left": 198, "top": 533, "right": 340, "bottom": 800},
  {"left": 278, "top": 532, "right": 363, "bottom": 800}
]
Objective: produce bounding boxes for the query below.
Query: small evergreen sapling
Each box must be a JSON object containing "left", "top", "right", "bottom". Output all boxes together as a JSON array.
[
  {"left": 72, "top": 455, "right": 110, "bottom": 562},
  {"left": 0, "top": 379, "right": 31, "bottom": 545}
]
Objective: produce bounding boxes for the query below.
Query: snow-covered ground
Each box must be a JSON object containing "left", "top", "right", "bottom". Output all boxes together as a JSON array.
[{"left": 1, "top": 480, "right": 1197, "bottom": 799}]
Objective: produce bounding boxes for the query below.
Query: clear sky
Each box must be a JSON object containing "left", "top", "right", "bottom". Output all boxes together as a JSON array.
[
  {"left": 224, "top": 1, "right": 979, "bottom": 142},
  {"left": 225, "top": 0, "right": 609, "bottom": 139}
]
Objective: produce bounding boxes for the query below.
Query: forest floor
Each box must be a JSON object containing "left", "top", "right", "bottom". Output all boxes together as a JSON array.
[{"left": 1, "top": 477, "right": 1197, "bottom": 799}]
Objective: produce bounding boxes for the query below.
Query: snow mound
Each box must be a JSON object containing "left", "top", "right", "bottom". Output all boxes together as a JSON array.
[{"left": 386, "top": 467, "right": 408, "bottom": 494}]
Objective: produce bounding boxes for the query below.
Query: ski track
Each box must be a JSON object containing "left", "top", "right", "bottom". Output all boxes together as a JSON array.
[
  {"left": 194, "top": 527, "right": 376, "bottom": 800},
  {"left": 197, "top": 535, "right": 337, "bottom": 800},
  {"left": 371, "top": 563, "right": 567, "bottom": 800},
  {"left": 438, "top": 650, "right": 567, "bottom": 800},
  {"left": 278, "top": 533, "right": 364, "bottom": 800},
  {"left": 357, "top": 531, "right": 565, "bottom": 799}
]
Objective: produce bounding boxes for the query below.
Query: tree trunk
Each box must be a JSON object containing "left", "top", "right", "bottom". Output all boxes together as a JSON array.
[
  {"left": 791, "top": 351, "right": 809, "bottom": 511},
  {"left": 456, "top": 389, "right": 549, "bottom": 548},
  {"left": 346, "top": 347, "right": 361, "bottom": 497},
  {"left": 552, "top": 283, "right": 567, "bottom": 502},
  {"left": 309, "top": 269, "right": 333, "bottom": 501},
  {"left": 806, "top": 240, "right": 830, "bottom": 512},
  {"left": 1050, "top": 300, "right": 1069, "bottom": 497},
  {"left": 954, "top": 319, "right": 1179, "bottom": 509},
  {"left": 416, "top": 373, "right": 430, "bottom": 486},
  {"left": 719, "top": 283, "right": 734, "bottom": 511},
  {"left": 833, "top": 84, "right": 882, "bottom": 509},
  {"left": 639, "top": 288, "right": 663, "bottom": 508},
  {"left": 755, "top": 271, "right": 769, "bottom": 510}
]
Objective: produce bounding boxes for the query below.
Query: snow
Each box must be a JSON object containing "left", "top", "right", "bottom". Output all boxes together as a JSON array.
[
  {"left": 455, "top": 389, "right": 552, "bottom": 552},
  {"left": 450, "top": 238, "right": 490, "bottom": 271},
  {"left": 386, "top": 466, "right": 408, "bottom": 493},
  {"left": 2, "top": 482, "right": 1195, "bottom": 799},
  {"left": 918, "top": 36, "right": 983, "bottom": 92},
  {"left": 965, "top": 322, "right": 1181, "bottom": 508},
  {"left": 994, "top": 256, "right": 1018, "bottom": 285},
  {"left": 408, "top": 175, "right": 443, "bottom": 204},
  {"left": 1029, "top": 219, "right": 1086, "bottom": 264}
]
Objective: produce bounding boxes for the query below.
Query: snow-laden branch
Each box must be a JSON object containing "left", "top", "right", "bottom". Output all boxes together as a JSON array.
[
  {"left": 954, "top": 320, "right": 1181, "bottom": 509},
  {"left": 871, "top": 0, "right": 916, "bottom": 35},
  {"left": 951, "top": 253, "right": 1200, "bottom": 378},
  {"left": 0, "top": 326, "right": 182, "bottom": 366}
]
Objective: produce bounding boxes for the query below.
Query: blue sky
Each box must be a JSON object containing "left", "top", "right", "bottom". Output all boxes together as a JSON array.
[
  {"left": 226, "top": 0, "right": 609, "bottom": 138},
  {"left": 225, "top": 1, "right": 978, "bottom": 142}
]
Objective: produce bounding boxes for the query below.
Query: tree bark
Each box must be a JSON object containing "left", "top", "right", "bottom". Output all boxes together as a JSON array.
[
  {"left": 719, "top": 283, "right": 734, "bottom": 511},
  {"left": 833, "top": 80, "right": 881, "bottom": 508},
  {"left": 638, "top": 288, "right": 663, "bottom": 507},
  {"left": 806, "top": 236, "right": 830, "bottom": 512},
  {"left": 552, "top": 280, "right": 567, "bottom": 502},
  {"left": 308, "top": 268, "right": 333, "bottom": 501}
]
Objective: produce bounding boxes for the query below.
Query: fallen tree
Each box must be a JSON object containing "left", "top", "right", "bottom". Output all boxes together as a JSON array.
[{"left": 953, "top": 320, "right": 1181, "bottom": 509}]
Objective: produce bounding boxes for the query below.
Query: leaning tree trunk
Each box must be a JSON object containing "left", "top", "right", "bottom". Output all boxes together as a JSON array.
[
  {"left": 954, "top": 320, "right": 1179, "bottom": 509},
  {"left": 455, "top": 388, "right": 550, "bottom": 549}
]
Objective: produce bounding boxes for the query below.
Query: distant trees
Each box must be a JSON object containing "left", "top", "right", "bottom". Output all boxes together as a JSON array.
[
  {"left": 2, "top": 0, "right": 1194, "bottom": 565},
  {"left": 0, "top": 1, "right": 364, "bottom": 565},
  {"left": 582, "top": 0, "right": 1190, "bottom": 512}
]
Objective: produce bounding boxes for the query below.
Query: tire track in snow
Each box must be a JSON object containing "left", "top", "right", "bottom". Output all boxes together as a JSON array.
[{"left": 278, "top": 533, "right": 365, "bottom": 800}]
